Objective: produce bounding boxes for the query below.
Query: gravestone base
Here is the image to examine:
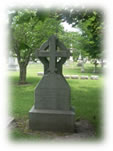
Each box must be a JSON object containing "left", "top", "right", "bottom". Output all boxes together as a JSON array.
[{"left": 29, "top": 106, "right": 75, "bottom": 132}]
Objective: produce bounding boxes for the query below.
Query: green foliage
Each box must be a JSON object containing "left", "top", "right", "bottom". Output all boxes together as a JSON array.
[
  {"left": 9, "top": 8, "right": 104, "bottom": 83},
  {"left": 61, "top": 8, "right": 104, "bottom": 59},
  {"left": 9, "top": 9, "right": 64, "bottom": 83},
  {"left": 9, "top": 9, "right": 64, "bottom": 61},
  {"left": 9, "top": 8, "right": 104, "bottom": 61},
  {"left": 59, "top": 31, "right": 89, "bottom": 61},
  {"left": 76, "top": 12, "right": 103, "bottom": 59}
]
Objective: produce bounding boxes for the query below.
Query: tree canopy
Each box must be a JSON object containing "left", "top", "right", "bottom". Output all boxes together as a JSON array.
[
  {"left": 60, "top": 8, "right": 104, "bottom": 59},
  {"left": 9, "top": 8, "right": 104, "bottom": 83},
  {"left": 9, "top": 9, "right": 64, "bottom": 84}
]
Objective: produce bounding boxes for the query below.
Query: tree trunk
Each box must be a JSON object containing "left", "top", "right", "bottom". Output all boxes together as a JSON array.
[{"left": 19, "top": 64, "right": 27, "bottom": 84}]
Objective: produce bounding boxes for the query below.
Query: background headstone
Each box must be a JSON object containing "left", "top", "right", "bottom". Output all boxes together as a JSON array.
[
  {"left": 80, "top": 75, "right": 89, "bottom": 80},
  {"left": 8, "top": 56, "right": 19, "bottom": 71},
  {"left": 71, "top": 75, "right": 79, "bottom": 79},
  {"left": 90, "top": 75, "right": 99, "bottom": 80}
]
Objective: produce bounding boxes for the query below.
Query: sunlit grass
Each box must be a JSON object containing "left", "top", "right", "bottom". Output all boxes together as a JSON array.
[{"left": 9, "top": 62, "right": 103, "bottom": 139}]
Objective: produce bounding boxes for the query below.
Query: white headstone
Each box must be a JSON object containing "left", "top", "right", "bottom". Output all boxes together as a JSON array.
[
  {"left": 80, "top": 75, "right": 89, "bottom": 79},
  {"left": 8, "top": 56, "right": 19, "bottom": 71},
  {"left": 90, "top": 75, "right": 99, "bottom": 80},
  {"left": 71, "top": 75, "right": 79, "bottom": 79}
]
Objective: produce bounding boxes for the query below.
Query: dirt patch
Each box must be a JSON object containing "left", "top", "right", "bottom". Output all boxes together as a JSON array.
[{"left": 9, "top": 118, "right": 96, "bottom": 141}]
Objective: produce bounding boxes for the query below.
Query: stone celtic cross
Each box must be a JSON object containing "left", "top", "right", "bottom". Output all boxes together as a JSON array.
[
  {"left": 29, "top": 35, "right": 75, "bottom": 132},
  {"left": 35, "top": 35, "right": 70, "bottom": 74}
]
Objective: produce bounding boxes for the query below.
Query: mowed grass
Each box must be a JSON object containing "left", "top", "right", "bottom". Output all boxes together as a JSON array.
[{"left": 8, "top": 62, "right": 103, "bottom": 139}]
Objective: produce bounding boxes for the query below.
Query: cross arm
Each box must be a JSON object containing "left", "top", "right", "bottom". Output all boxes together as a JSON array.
[
  {"left": 37, "top": 51, "right": 50, "bottom": 57},
  {"left": 35, "top": 50, "right": 70, "bottom": 58},
  {"left": 56, "top": 51, "right": 70, "bottom": 58}
]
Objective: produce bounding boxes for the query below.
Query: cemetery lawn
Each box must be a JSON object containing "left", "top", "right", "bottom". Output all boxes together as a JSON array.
[{"left": 8, "top": 63, "right": 104, "bottom": 140}]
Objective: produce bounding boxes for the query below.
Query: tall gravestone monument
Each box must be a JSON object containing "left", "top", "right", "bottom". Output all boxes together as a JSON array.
[{"left": 29, "top": 35, "right": 75, "bottom": 132}]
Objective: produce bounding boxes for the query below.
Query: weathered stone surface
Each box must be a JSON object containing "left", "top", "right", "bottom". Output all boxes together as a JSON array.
[
  {"left": 29, "top": 35, "right": 75, "bottom": 132},
  {"left": 35, "top": 73, "right": 71, "bottom": 110},
  {"left": 29, "top": 106, "right": 75, "bottom": 132}
]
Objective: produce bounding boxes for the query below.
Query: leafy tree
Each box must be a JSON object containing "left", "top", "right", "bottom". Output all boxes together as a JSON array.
[
  {"left": 61, "top": 8, "right": 104, "bottom": 72},
  {"left": 59, "top": 31, "right": 89, "bottom": 61},
  {"left": 9, "top": 9, "right": 63, "bottom": 84}
]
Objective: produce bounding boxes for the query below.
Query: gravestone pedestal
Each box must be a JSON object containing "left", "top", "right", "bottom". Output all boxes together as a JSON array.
[
  {"left": 29, "top": 35, "right": 75, "bottom": 132},
  {"left": 29, "top": 107, "right": 75, "bottom": 132}
]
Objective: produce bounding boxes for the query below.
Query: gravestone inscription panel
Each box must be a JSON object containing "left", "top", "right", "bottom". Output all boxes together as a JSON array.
[{"left": 29, "top": 35, "right": 75, "bottom": 132}]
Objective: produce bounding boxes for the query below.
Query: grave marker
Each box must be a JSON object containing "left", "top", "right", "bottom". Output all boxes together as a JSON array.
[{"left": 29, "top": 35, "right": 75, "bottom": 132}]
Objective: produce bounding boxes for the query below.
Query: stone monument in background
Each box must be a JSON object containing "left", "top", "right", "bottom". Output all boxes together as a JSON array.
[
  {"left": 29, "top": 35, "right": 75, "bottom": 132},
  {"left": 8, "top": 56, "right": 19, "bottom": 71}
]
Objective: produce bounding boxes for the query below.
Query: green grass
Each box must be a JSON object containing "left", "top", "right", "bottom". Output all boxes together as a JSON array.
[{"left": 9, "top": 62, "right": 103, "bottom": 140}]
